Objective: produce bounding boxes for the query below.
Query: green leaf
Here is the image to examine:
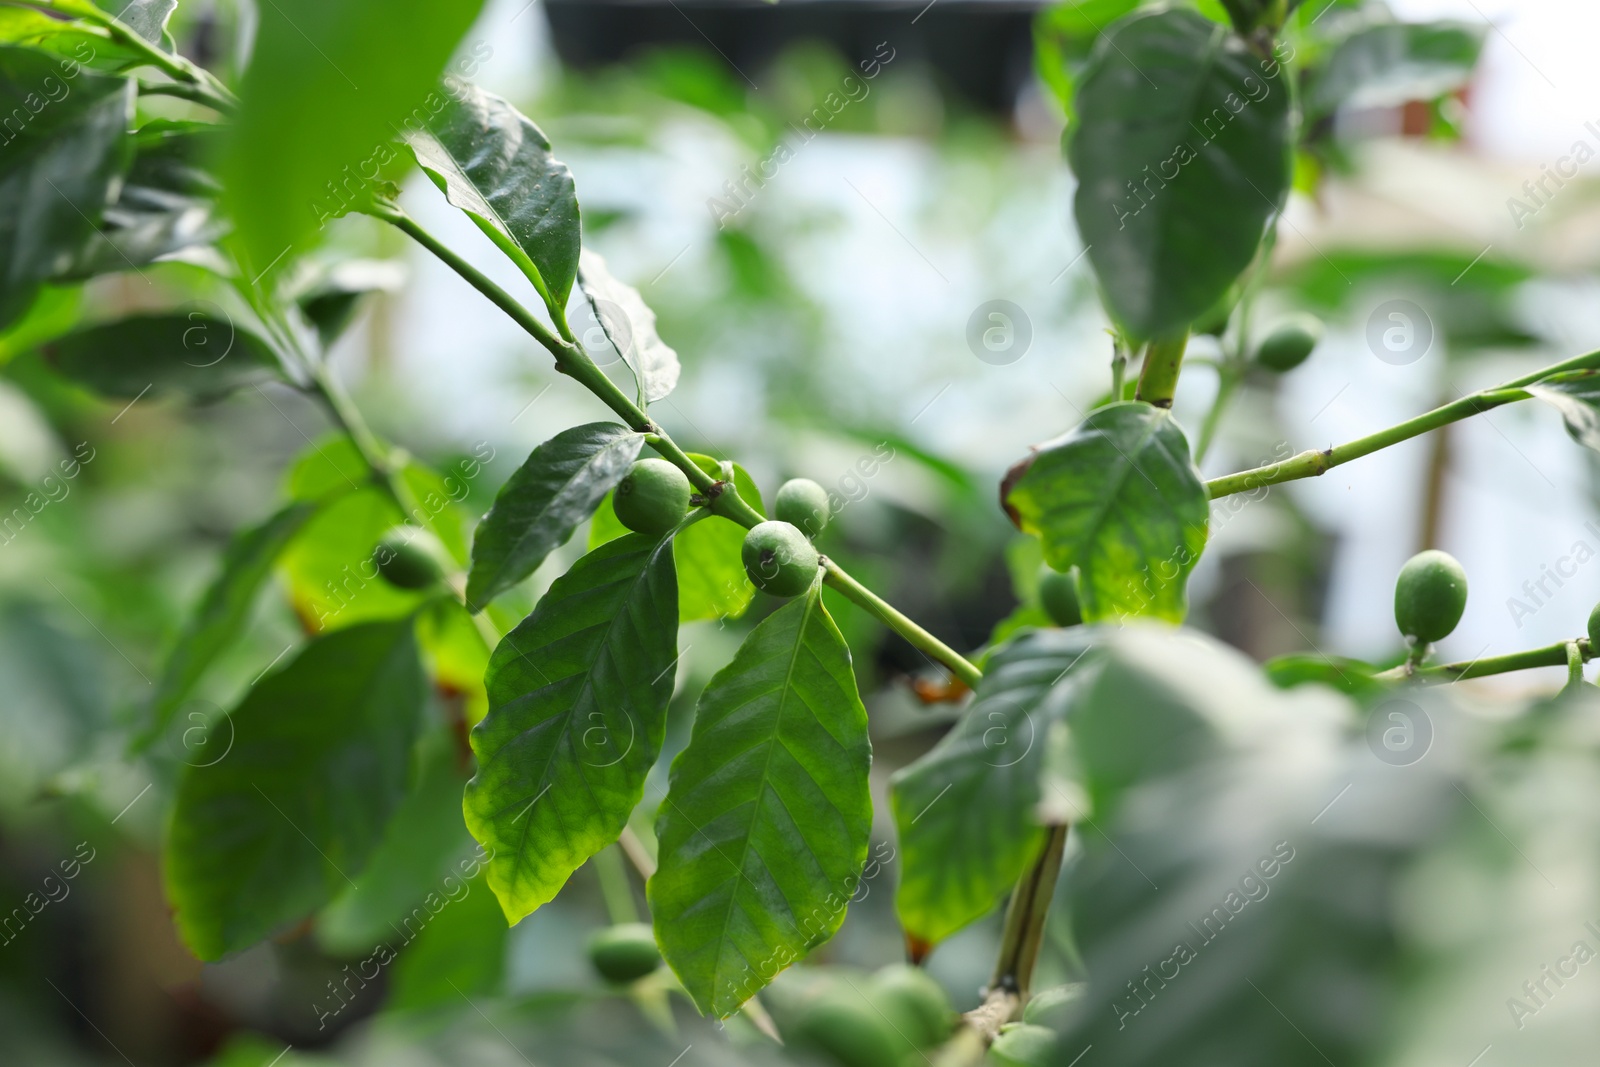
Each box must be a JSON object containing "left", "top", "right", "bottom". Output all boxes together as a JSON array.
[
  {"left": 409, "top": 81, "right": 581, "bottom": 312},
  {"left": 44, "top": 313, "right": 281, "bottom": 399},
  {"left": 1004, "top": 402, "right": 1209, "bottom": 623},
  {"left": 1308, "top": 21, "right": 1484, "bottom": 119},
  {"left": 0, "top": 601, "right": 107, "bottom": 808},
  {"left": 165, "top": 619, "right": 427, "bottom": 960},
  {"left": 107, "top": 0, "right": 177, "bottom": 45},
  {"left": 386, "top": 871, "right": 508, "bottom": 1013},
  {"left": 466, "top": 532, "right": 679, "bottom": 924},
  {"left": 465, "top": 422, "right": 645, "bottom": 612},
  {"left": 220, "top": 0, "right": 487, "bottom": 272},
  {"left": 61, "top": 120, "right": 224, "bottom": 280},
  {"left": 1524, "top": 370, "right": 1600, "bottom": 454},
  {"left": 140, "top": 499, "right": 323, "bottom": 750},
  {"left": 650, "top": 579, "right": 871, "bottom": 1017},
  {"left": 891, "top": 628, "right": 1097, "bottom": 946},
  {"left": 1068, "top": 9, "right": 1292, "bottom": 342},
  {"left": 0, "top": 46, "right": 132, "bottom": 330},
  {"left": 1033, "top": 0, "right": 1141, "bottom": 116},
  {"left": 293, "top": 258, "right": 406, "bottom": 349},
  {"left": 577, "top": 249, "right": 681, "bottom": 405},
  {"left": 316, "top": 725, "right": 477, "bottom": 955}
]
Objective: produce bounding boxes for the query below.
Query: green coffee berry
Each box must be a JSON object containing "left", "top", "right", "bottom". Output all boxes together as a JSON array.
[
  {"left": 1255, "top": 312, "right": 1323, "bottom": 372},
  {"left": 866, "top": 963, "right": 953, "bottom": 1050},
  {"left": 1588, "top": 601, "right": 1600, "bottom": 653},
  {"left": 1037, "top": 566, "right": 1082, "bottom": 627},
  {"left": 586, "top": 923, "right": 661, "bottom": 984},
  {"left": 989, "top": 1023, "right": 1057, "bottom": 1067},
  {"left": 775, "top": 477, "right": 832, "bottom": 537},
  {"left": 1394, "top": 549, "right": 1468, "bottom": 643},
  {"left": 375, "top": 526, "right": 449, "bottom": 590},
  {"left": 613, "top": 458, "right": 691, "bottom": 535},
  {"left": 789, "top": 991, "right": 903, "bottom": 1067},
  {"left": 742, "top": 520, "right": 820, "bottom": 597}
]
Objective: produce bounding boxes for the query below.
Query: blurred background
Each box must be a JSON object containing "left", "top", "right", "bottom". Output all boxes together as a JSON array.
[{"left": 5, "top": 0, "right": 1600, "bottom": 1063}]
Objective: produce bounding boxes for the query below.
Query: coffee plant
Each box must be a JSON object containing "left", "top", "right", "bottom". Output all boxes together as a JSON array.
[{"left": 5, "top": 0, "right": 1600, "bottom": 1064}]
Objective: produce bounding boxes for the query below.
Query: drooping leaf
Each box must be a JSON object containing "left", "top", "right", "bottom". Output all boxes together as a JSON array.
[
  {"left": 1524, "top": 370, "right": 1600, "bottom": 454},
  {"left": 650, "top": 579, "right": 871, "bottom": 1017},
  {"left": 466, "top": 532, "right": 679, "bottom": 924},
  {"left": 891, "top": 628, "right": 1098, "bottom": 946},
  {"left": 165, "top": 619, "right": 427, "bottom": 960},
  {"left": 44, "top": 313, "right": 281, "bottom": 399},
  {"left": 409, "top": 81, "right": 581, "bottom": 312},
  {"left": 465, "top": 422, "right": 645, "bottom": 612},
  {"left": 139, "top": 498, "right": 323, "bottom": 750},
  {"left": 0, "top": 46, "right": 132, "bottom": 330},
  {"left": 293, "top": 258, "right": 406, "bottom": 349},
  {"left": 61, "top": 120, "right": 225, "bottom": 280},
  {"left": 1004, "top": 402, "right": 1209, "bottom": 623},
  {"left": 220, "top": 0, "right": 487, "bottom": 272},
  {"left": 1307, "top": 20, "right": 1485, "bottom": 119},
  {"left": 1068, "top": 8, "right": 1292, "bottom": 342},
  {"left": 576, "top": 249, "right": 681, "bottom": 405},
  {"left": 385, "top": 871, "right": 508, "bottom": 1013},
  {"left": 316, "top": 725, "right": 477, "bottom": 955}
]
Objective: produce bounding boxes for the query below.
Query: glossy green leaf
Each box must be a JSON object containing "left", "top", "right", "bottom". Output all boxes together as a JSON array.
[
  {"left": 1068, "top": 9, "right": 1292, "bottom": 342},
  {"left": 1033, "top": 0, "right": 1140, "bottom": 116},
  {"left": 1524, "top": 370, "right": 1600, "bottom": 454},
  {"left": 139, "top": 499, "right": 323, "bottom": 750},
  {"left": 44, "top": 313, "right": 280, "bottom": 399},
  {"left": 465, "top": 422, "right": 645, "bottom": 612},
  {"left": 61, "top": 120, "right": 224, "bottom": 280},
  {"left": 0, "top": 46, "right": 132, "bottom": 330},
  {"left": 409, "top": 81, "right": 581, "bottom": 312},
  {"left": 891, "top": 629, "right": 1098, "bottom": 945},
  {"left": 316, "top": 725, "right": 478, "bottom": 955},
  {"left": 577, "top": 249, "right": 680, "bottom": 405},
  {"left": 1004, "top": 402, "right": 1209, "bottom": 623},
  {"left": 220, "top": 0, "right": 486, "bottom": 272},
  {"left": 466, "top": 532, "right": 679, "bottom": 924},
  {"left": 650, "top": 579, "right": 871, "bottom": 1017},
  {"left": 165, "top": 619, "right": 427, "bottom": 960},
  {"left": 1308, "top": 21, "right": 1484, "bottom": 118}
]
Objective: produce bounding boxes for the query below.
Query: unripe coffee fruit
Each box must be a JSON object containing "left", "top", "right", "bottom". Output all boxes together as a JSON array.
[
  {"left": 375, "top": 526, "right": 449, "bottom": 590},
  {"left": 741, "top": 520, "right": 820, "bottom": 597},
  {"left": 775, "top": 478, "right": 832, "bottom": 537},
  {"left": 587, "top": 923, "right": 661, "bottom": 984},
  {"left": 1255, "top": 313, "right": 1323, "bottom": 372},
  {"left": 613, "top": 459, "right": 691, "bottom": 535},
  {"left": 1394, "top": 549, "right": 1468, "bottom": 643}
]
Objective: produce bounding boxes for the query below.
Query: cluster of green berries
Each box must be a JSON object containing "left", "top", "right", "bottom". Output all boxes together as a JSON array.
[{"left": 604, "top": 458, "right": 834, "bottom": 599}]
